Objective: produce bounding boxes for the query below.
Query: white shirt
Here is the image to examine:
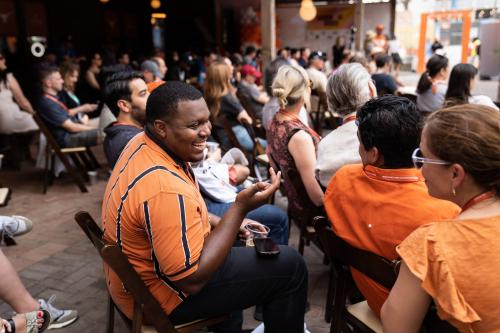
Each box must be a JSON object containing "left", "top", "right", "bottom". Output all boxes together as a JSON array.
[
  {"left": 315, "top": 120, "right": 361, "bottom": 187},
  {"left": 469, "top": 95, "right": 499, "bottom": 110}
]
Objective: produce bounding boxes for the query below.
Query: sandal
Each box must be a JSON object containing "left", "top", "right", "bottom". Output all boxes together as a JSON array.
[{"left": 5, "top": 310, "right": 50, "bottom": 333}]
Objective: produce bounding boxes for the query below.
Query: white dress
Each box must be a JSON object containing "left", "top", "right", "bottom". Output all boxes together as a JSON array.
[{"left": 0, "top": 74, "right": 38, "bottom": 134}]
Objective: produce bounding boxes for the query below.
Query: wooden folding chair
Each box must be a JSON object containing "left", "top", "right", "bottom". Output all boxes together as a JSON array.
[
  {"left": 219, "top": 117, "right": 268, "bottom": 179},
  {"left": 313, "top": 216, "right": 396, "bottom": 331},
  {"left": 32, "top": 113, "right": 89, "bottom": 193},
  {"left": 74, "top": 211, "right": 228, "bottom": 333},
  {"left": 236, "top": 90, "right": 266, "bottom": 137},
  {"left": 309, "top": 89, "right": 342, "bottom": 135},
  {"left": 313, "top": 216, "right": 459, "bottom": 333}
]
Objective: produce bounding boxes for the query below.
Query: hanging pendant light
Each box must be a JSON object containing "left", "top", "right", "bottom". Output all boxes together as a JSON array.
[
  {"left": 299, "top": 0, "right": 317, "bottom": 22},
  {"left": 151, "top": 0, "right": 161, "bottom": 9},
  {"left": 99, "top": 0, "right": 110, "bottom": 3}
]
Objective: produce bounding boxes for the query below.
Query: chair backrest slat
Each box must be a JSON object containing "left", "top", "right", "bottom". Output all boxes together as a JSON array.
[
  {"left": 313, "top": 216, "right": 397, "bottom": 290},
  {"left": 32, "top": 113, "right": 64, "bottom": 154}
]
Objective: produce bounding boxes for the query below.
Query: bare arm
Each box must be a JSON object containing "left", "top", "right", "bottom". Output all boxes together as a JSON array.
[
  {"left": 174, "top": 169, "right": 281, "bottom": 294},
  {"left": 68, "top": 103, "right": 98, "bottom": 117},
  {"left": 7, "top": 75, "right": 34, "bottom": 114},
  {"left": 256, "top": 92, "right": 270, "bottom": 104},
  {"left": 381, "top": 261, "right": 431, "bottom": 333},
  {"left": 85, "top": 71, "right": 100, "bottom": 90},
  {"left": 288, "top": 130, "right": 324, "bottom": 206},
  {"left": 237, "top": 110, "right": 253, "bottom": 125},
  {"left": 61, "top": 119, "right": 95, "bottom": 133}
]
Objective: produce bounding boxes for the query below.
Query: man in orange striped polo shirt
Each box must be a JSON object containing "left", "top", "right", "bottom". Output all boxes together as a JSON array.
[{"left": 102, "top": 82, "right": 308, "bottom": 333}]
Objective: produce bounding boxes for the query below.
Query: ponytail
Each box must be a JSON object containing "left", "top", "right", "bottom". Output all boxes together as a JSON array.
[{"left": 416, "top": 71, "right": 432, "bottom": 94}]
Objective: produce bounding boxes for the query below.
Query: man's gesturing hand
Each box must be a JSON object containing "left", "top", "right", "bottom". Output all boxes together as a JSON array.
[{"left": 234, "top": 168, "right": 281, "bottom": 214}]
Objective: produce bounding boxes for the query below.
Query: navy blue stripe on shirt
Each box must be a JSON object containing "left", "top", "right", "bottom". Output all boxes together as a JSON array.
[
  {"left": 105, "top": 143, "right": 146, "bottom": 211},
  {"left": 113, "top": 165, "right": 189, "bottom": 248},
  {"left": 143, "top": 201, "right": 186, "bottom": 301},
  {"left": 177, "top": 195, "right": 191, "bottom": 268}
]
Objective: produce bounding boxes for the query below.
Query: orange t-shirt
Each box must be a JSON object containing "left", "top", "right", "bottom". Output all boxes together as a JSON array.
[
  {"left": 324, "top": 164, "right": 459, "bottom": 316},
  {"left": 398, "top": 215, "right": 500, "bottom": 333},
  {"left": 102, "top": 132, "right": 211, "bottom": 318},
  {"left": 147, "top": 80, "right": 165, "bottom": 93}
]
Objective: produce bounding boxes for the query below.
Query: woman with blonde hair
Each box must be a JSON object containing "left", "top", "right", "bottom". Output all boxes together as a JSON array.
[
  {"left": 267, "top": 65, "right": 324, "bottom": 218},
  {"left": 382, "top": 104, "right": 500, "bottom": 332},
  {"left": 204, "top": 61, "right": 256, "bottom": 152}
]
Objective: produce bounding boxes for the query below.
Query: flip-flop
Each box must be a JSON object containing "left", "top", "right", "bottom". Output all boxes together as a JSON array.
[{"left": 6, "top": 309, "right": 50, "bottom": 333}]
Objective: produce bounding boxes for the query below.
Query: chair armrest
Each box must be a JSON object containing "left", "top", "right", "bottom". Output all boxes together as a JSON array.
[{"left": 60, "top": 147, "right": 87, "bottom": 153}]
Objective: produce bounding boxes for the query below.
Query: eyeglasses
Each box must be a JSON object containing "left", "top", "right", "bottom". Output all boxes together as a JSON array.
[{"left": 412, "top": 148, "right": 451, "bottom": 169}]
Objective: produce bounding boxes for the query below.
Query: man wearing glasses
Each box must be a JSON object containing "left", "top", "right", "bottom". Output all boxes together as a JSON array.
[{"left": 323, "top": 95, "right": 459, "bottom": 318}]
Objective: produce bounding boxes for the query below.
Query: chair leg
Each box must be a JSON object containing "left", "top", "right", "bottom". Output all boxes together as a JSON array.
[
  {"left": 298, "top": 229, "right": 305, "bottom": 255},
  {"left": 59, "top": 155, "right": 88, "bottom": 193},
  {"left": 106, "top": 295, "right": 115, "bottom": 333},
  {"left": 331, "top": 269, "right": 348, "bottom": 333},
  {"left": 325, "top": 266, "right": 335, "bottom": 323},
  {"left": 131, "top": 301, "right": 143, "bottom": 333},
  {"left": 77, "top": 151, "right": 93, "bottom": 171},
  {"left": 70, "top": 154, "right": 86, "bottom": 176},
  {"left": 43, "top": 148, "right": 50, "bottom": 194},
  {"left": 86, "top": 148, "right": 101, "bottom": 169}
]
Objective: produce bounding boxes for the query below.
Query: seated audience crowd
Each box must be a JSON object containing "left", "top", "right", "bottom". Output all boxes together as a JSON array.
[{"left": 1, "top": 40, "right": 499, "bottom": 333}]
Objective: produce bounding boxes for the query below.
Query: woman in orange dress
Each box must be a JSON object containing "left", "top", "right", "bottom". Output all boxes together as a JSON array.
[{"left": 381, "top": 104, "right": 500, "bottom": 333}]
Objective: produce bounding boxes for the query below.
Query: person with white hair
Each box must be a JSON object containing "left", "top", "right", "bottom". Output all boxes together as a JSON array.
[{"left": 315, "top": 63, "right": 377, "bottom": 187}]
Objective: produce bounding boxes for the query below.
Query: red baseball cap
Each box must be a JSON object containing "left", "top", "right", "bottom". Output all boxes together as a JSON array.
[{"left": 241, "top": 64, "right": 262, "bottom": 79}]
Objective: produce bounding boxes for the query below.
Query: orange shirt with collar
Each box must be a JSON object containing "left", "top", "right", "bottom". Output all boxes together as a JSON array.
[
  {"left": 324, "top": 164, "right": 460, "bottom": 317},
  {"left": 102, "top": 132, "right": 211, "bottom": 318},
  {"left": 147, "top": 80, "right": 165, "bottom": 93}
]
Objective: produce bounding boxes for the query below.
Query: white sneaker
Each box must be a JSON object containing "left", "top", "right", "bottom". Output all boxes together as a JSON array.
[
  {"left": 0, "top": 215, "right": 33, "bottom": 237},
  {"left": 38, "top": 295, "right": 78, "bottom": 329}
]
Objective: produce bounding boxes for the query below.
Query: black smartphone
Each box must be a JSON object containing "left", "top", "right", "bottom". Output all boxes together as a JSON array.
[{"left": 254, "top": 238, "right": 280, "bottom": 256}]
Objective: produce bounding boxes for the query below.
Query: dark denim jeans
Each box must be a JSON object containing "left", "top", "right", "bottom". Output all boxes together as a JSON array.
[{"left": 169, "top": 246, "right": 308, "bottom": 333}]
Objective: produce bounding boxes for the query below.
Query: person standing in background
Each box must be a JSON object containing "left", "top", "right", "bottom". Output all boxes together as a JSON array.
[{"left": 332, "top": 36, "right": 347, "bottom": 69}]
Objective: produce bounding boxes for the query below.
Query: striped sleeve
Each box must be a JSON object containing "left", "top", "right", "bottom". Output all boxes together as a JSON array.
[{"left": 141, "top": 192, "right": 205, "bottom": 281}]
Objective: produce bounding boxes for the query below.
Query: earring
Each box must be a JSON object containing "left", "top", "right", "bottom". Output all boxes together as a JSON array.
[{"left": 452, "top": 187, "right": 456, "bottom": 196}]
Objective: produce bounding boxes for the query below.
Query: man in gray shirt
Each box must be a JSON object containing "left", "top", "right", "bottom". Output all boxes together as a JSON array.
[{"left": 238, "top": 64, "right": 269, "bottom": 119}]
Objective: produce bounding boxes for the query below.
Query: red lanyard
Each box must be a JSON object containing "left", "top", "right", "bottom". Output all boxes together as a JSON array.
[
  {"left": 343, "top": 115, "right": 356, "bottom": 124},
  {"left": 44, "top": 94, "right": 69, "bottom": 113},
  {"left": 461, "top": 190, "right": 497, "bottom": 212}
]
